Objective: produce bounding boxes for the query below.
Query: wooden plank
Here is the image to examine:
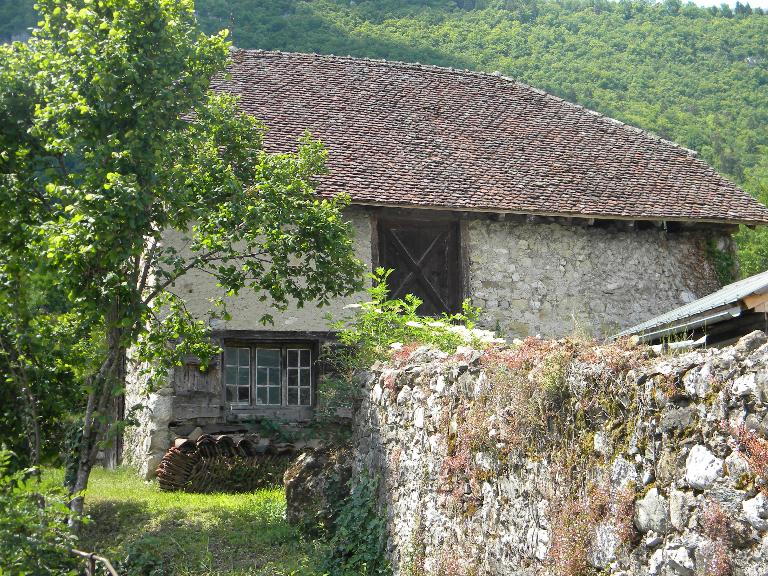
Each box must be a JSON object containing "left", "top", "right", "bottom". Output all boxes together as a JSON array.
[
  {"left": 215, "top": 330, "right": 335, "bottom": 342},
  {"left": 377, "top": 216, "right": 461, "bottom": 315},
  {"left": 460, "top": 218, "right": 471, "bottom": 305},
  {"left": 349, "top": 200, "right": 748, "bottom": 228},
  {"left": 742, "top": 292, "right": 768, "bottom": 311},
  {"left": 369, "top": 209, "right": 380, "bottom": 270}
]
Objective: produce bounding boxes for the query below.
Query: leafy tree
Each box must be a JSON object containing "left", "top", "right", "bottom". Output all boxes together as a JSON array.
[
  {"left": 736, "top": 157, "right": 768, "bottom": 277},
  {"left": 0, "top": 0, "right": 363, "bottom": 521}
]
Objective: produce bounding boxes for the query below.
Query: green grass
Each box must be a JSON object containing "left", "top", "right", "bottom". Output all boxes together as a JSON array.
[{"left": 43, "top": 468, "right": 326, "bottom": 576}]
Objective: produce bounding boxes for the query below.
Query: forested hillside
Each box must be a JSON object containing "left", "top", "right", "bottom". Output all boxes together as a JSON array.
[{"left": 3, "top": 0, "right": 767, "bottom": 274}]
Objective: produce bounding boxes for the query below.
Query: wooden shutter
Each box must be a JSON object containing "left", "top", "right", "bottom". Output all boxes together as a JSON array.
[{"left": 377, "top": 216, "right": 462, "bottom": 316}]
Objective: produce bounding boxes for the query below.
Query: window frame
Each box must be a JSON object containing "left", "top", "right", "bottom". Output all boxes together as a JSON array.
[
  {"left": 222, "top": 341, "right": 316, "bottom": 411},
  {"left": 223, "top": 346, "right": 252, "bottom": 407}
]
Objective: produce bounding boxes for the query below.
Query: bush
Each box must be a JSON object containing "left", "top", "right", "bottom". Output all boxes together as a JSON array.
[
  {"left": 333, "top": 268, "right": 499, "bottom": 370},
  {"left": 0, "top": 451, "right": 78, "bottom": 575},
  {"left": 322, "top": 471, "right": 390, "bottom": 576}
]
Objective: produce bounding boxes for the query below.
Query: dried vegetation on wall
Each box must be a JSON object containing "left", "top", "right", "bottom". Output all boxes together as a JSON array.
[{"left": 352, "top": 331, "right": 768, "bottom": 575}]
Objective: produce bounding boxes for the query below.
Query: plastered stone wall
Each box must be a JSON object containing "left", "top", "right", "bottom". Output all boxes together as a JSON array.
[
  {"left": 122, "top": 356, "right": 174, "bottom": 479},
  {"left": 466, "top": 220, "right": 726, "bottom": 338},
  {"left": 161, "top": 206, "right": 727, "bottom": 337},
  {"left": 164, "top": 205, "right": 373, "bottom": 332},
  {"left": 353, "top": 332, "right": 768, "bottom": 576}
]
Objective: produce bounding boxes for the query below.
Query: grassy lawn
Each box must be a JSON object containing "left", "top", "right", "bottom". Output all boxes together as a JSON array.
[{"left": 43, "top": 468, "right": 326, "bottom": 576}]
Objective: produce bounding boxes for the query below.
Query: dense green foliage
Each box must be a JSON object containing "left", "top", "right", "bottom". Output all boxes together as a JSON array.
[
  {"left": 0, "top": 1, "right": 34, "bottom": 42},
  {"left": 335, "top": 268, "right": 491, "bottom": 368},
  {"left": 0, "top": 453, "right": 78, "bottom": 575},
  {"left": 321, "top": 471, "right": 390, "bottom": 576}
]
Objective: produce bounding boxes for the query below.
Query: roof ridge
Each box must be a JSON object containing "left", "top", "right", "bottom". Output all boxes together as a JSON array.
[{"left": 233, "top": 48, "right": 700, "bottom": 159}]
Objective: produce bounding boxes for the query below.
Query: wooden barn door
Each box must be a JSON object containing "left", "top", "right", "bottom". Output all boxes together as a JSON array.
[{"left": 377, "top": 216, "right": 462, "bottom": 316}]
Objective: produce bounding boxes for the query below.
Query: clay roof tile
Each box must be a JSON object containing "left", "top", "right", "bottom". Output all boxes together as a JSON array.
[{"left": 212, "top": 50, "right": 768, "bottom": 225}]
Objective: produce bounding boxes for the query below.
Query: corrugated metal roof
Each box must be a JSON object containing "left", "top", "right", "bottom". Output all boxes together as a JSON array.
[{"left": 616, "top": 270, "right": 768, "bottom": 339}]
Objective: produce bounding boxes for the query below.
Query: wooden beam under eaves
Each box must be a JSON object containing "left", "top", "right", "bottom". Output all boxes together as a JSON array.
[{"left": 742, "top": 292, "right": 768, "bottom": 311}]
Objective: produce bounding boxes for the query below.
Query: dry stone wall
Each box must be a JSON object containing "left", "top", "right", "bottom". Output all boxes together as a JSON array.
[
  {"left": 352, "top": 332, "right": 768, "bottom": 576},
  {"left": 467, "top": 219, "right": 727, "bottom": 338}
]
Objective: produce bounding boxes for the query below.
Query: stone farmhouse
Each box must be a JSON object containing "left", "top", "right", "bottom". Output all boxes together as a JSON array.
[{"left": 124, "top": 50, "right": 768, "bottom": 476}]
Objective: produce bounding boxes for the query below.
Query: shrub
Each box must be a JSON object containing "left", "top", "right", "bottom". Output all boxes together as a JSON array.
[
  {"left": 333, "top": 268, "right": 498, "bottom": 370},
  {"left": 322, "top": 470, "right": 391, "bottom": 576},
  {"left": 0, "top": 450, "right": 78, "bottom": 575},
  {"left": 118, "top": 535, "right": 169, "bottom": 576}
]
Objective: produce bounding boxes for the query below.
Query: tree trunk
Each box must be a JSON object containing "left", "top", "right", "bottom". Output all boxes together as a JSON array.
[
  {"left": 68, "top": 323, "right": 126, "bottom": 528},
  {"left": 20, "top": 377, "right": 41, "bottom": 468}
]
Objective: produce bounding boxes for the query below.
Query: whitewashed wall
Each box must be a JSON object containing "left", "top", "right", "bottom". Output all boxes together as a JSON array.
[{"left": 164, "top": 205, "right": 374, "bottom": 332}]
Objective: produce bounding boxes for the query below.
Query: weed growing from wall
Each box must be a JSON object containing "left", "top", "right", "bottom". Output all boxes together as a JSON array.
[
  {"left": 700, "top": 500, "right": 733, "bottom": 576},
  {"left": 729, "top": 425, "right": 768, "bottom": 493},
  {"left": 434, "top": 337, "right": 653, "bottom": 574},
  {"left": 332, "top": 268, "right": 499, "bottom": 371}
]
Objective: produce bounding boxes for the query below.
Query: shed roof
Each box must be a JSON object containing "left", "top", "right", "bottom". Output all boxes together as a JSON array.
[
  {"left": 616, "top": 270, "right": 768, "bottom": 341},
  {"left": 212, "top": 50, "right": 768, "bottom": 225}
]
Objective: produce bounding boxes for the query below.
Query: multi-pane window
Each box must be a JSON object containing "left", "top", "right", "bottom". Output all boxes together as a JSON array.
[
  {"left": 224, "top": 347, "right": 251, "bottom": 405},
  {"left": 223, "top": 345, "right": 313, "bottom": 408},
  {"left": 256, "top": 349, "right": 282, "bottom": 406},
  {"left": 287, "top": 349, "right": 312, "bottom": 406}
]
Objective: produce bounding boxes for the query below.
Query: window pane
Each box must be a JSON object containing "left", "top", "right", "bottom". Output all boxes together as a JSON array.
[
  {"left": 224, "top": 347, "right": 237, "bottom": 365},
  {"left": 300, "top": 388, "right": 311, "bottom": 406},
  {"left": 267, "top": 368, "right": 280, "bottom": 387},
  {"left": 225, "top": 366, "right": 236, "bottom": 385},
  {"left": 226, "top": 386, "right": 235, "bottom": 402},
  {"left": 238, "top": 386, "right": 249, "bottom": 402},
  {"left": 256, "top": 387, "right": 268, "bottom": 405},
  {"left": 288, "top": 388, "right": 298, "bottom": 405},
  {"left": 287, "top": 349, "right": 299, "bottom": 367},
  {"left": 288, "top": 369, "right": 298, "bottom": 388},
  {"left": 300, "top": 350, "right": 311, "bottom": 367},
  {"left": 256, "top": 367, "right": 268, "bottom": 386},
  {"left": 238, "top": 367, "right": 250, "bottom": 386},
  {"left": 269, "top": 387, "right": 281, "bottom": 405},
  {"left": 238, "top": 348, "right": 250, "bottom": 366},
  {"left": 299, "top": 369, "right": 310, "bottom": 387},
  {"left": 258, "top": 349, "right": 280, "bottom": 368}
]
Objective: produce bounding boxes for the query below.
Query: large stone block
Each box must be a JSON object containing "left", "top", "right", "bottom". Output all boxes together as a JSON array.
[{"left": 684, "top": 445, "right": 723, "bottom": 490}]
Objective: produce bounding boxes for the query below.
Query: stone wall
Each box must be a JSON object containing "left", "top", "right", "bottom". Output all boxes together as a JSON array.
[
  {"left": 467, "top": 219, "right": 726, "bottom": 338},
  {"left": 161, "top": 205, "right": 727, "bottom": 338},
  {"left": 122, "top": 356, "right": 173, "bottom": 478},
  {"left": 164, "top": 205, "right": 373, "bottom": 332},
  {"left": 352, "top": 332, "right": 768, "bottom": 575},
  {"left": 126, "top": 210, "right": 731, "bottom": 476}
]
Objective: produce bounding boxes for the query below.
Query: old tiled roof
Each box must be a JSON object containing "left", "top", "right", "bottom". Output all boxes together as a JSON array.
[{"left": 212, "top": 49, "right": 768, "bottom": 225}]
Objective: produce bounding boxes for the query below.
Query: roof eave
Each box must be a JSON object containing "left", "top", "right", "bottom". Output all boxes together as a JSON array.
[{"left": 344, "top": 200, "right": 768, "bottom": 227}]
